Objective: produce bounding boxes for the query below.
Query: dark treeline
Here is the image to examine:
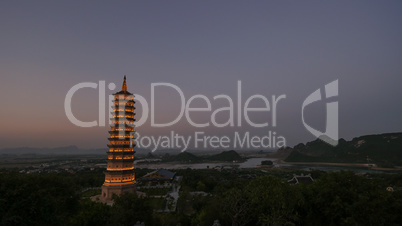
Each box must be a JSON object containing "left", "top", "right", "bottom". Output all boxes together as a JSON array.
[{"left": 1, "top": 169, "right": 402, "bottom": 225}]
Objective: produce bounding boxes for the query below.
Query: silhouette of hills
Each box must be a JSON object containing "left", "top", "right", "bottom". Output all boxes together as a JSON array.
[
  {"left": 285, "top": 132, "right": 402, "bottom": 167},
  {"left": 0, "top": 146, "right": 150, "bottom": 156},
  {"left": 207, "top": 150, "right": 242, "bottom": 162}
]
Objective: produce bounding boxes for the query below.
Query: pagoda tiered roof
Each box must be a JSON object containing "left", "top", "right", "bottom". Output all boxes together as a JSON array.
[
  {"left": 107, "top": 144, "right": 136, "bottom": 148},
  {"left": 106, "top": 158, "right": 135, "bottom": 163},
  {"left": 104, "top": 169, "right": 135, "bottom": 174},
  {"left": 102, "top": 76, "right": 137, "bottom": 201}
]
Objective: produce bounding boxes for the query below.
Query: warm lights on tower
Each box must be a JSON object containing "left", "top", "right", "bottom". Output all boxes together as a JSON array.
[{"left": 101, "top": 76, "right": 137, "bottom": 202}]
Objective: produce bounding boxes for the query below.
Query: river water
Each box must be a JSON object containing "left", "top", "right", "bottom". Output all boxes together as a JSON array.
[{"left": 136, "top": 158, "right": 383, "bottom": 172}]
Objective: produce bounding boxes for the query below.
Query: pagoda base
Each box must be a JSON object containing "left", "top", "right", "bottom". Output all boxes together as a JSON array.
[{"left": 100, "top": 183, "right": 136, "bottom": 203}]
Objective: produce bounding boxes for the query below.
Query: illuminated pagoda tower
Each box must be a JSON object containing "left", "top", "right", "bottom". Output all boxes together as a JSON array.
[{"left": 101, "top": 76, "right": 136, "bottom": 202}]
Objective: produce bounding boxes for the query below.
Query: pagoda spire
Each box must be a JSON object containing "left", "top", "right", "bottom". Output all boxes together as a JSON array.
[{"left": 122, "top": 75, "right": 127, "bottom": 91}]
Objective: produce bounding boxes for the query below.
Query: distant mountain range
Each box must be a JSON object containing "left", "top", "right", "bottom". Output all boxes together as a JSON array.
[
  {"left": 0, "top": 145, "right": 91, "bottom": 155},
  {"left": 2, "top": 133, "right": 401, "bottom": 167},
  {"left": 0, "top": 146, "right": 149, "bottom": 156},
  {"left": 284, "top": 132, "right": 402, "bottom": 167},
  {"left": 0, "top": 145, "right": 243, "bottom": 158}
]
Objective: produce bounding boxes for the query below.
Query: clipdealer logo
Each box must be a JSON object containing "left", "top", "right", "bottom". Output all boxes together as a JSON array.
[
  {"left": 64, "top": 79, "right": 339, "bottom": 151},
  {"left": 302, "top": 80, "right": 339, "bottom": 146}
]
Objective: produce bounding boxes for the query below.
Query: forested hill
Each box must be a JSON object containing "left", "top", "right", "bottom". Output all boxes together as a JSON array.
[
  {"left": 207, "top": 150, "right": 242, "bottom": 162},
  {"left": 285, "top": 133, "right": 402, "bottom": 167}
]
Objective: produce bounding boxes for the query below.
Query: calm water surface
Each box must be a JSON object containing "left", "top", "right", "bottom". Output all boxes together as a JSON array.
[{"left": 136, "top": 158, "right": 383, "bottom": 172}]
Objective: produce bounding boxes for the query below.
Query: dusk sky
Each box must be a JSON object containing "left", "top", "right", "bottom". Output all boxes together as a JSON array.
[{"left": 1, "top": 1, "right": 401, "bottom": 149}]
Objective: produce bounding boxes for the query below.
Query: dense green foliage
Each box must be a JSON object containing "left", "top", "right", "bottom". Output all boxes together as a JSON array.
[
  {"left": 176, "top": 170, "right": 402, "bottom": 226},
  {"left": 1, "top": 169, "right": 402, "bottom": 225},
  {"left": 0, "top": 172, "right": 79, "bottom": 225}
]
